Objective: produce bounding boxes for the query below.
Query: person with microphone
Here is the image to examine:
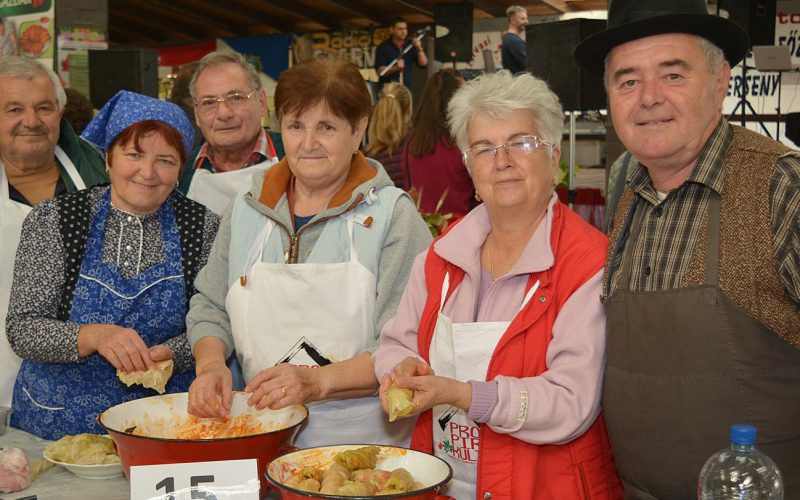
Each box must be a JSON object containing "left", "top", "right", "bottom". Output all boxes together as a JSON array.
[{"left": 375, "top": 17, "right": 428, "bottom": 90}]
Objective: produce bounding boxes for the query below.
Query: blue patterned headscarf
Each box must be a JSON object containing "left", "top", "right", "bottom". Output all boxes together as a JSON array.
[{"left": 81, "top": 90, "right": 194, "bottom": 156}]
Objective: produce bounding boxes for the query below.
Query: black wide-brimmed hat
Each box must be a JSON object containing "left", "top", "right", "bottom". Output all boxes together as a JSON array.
[{"left": 574, "top": 0, "right": 749, "bottom": 77}]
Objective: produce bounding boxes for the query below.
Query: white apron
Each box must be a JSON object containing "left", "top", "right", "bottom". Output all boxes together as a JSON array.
[
  {"left": 430, "top": 274, "right": 539, "bottom": 500},
  {"left": 225, "top": 214, "right": 412, "bottom": 448},
  {"left": 0, "top": 148, "right": 84, "bottom": 406},
  {"left": 186, "top": 158, "right": 276, "bottom": 215}
]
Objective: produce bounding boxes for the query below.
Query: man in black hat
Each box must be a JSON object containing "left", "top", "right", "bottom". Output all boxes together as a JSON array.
[{"left": 575, "top": 0, "right": 800, "bottom": 498}]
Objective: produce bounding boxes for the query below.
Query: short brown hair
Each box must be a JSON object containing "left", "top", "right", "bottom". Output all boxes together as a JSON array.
[
  {"left": 106, "top": 120, "right": 187, "bottom": 174},
  {"left": 274, "top": 57, "right": 371, "bottom": 131}
]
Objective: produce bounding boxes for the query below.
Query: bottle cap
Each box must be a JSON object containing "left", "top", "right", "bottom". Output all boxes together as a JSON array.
[{"left": 730, "top": 423, "right": 756, "bottom": 445}]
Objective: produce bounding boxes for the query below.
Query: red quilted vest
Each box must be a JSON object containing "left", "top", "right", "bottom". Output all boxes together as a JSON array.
[{"left": 411, "top": 202, "right": 622, "bottom": 500}]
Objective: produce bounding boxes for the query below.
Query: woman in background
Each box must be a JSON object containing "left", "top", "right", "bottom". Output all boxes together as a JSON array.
[
  {"left": 403, "top": 68, "right": 473, "bottom": 218},
  {"left": 364, "top": 82, "right": 412, "bottom": 188}
]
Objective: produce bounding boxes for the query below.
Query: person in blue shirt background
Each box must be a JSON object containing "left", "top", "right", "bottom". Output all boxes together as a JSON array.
[{"left": 501, "top": 5, "right": 528, "bottom": 74}]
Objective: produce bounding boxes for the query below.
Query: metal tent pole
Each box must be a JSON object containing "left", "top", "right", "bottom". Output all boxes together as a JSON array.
[{"left": 568, "top": 111, "right": 577, "bottom": 205}]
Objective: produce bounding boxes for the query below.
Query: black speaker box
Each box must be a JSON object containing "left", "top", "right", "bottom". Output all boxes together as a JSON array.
[
  {"left": 434, "top": 2, "right": 474, "bottom": 63},
  {"left": 785, "top": 112, "right": 800, "bottom": 147},
  {"left": 526, "top": 19, "right": 606, "bottom": 111},
  {"left": 718, "top": 0, "right": 777, "bottom": 47},
  {"left": 88, "top": 48, "right": 159, "bottom": 109}
]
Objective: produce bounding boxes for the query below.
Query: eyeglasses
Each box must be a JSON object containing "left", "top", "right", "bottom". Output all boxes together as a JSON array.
[
  {"left": 195, "top": 89, "right": 258, "bottom": 115},
  {"left": 463, "top": 135, "right": 553, "bottom": 168}
]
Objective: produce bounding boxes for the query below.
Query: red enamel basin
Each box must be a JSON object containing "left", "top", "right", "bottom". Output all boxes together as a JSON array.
[{"left": 98, "top": 392, "right": 307, "bottom": 496}]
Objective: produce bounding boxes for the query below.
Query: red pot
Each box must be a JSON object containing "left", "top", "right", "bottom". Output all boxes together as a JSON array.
[
  {"left": 98, "top": 392, "right": 307, "bottom": 496},
  {"left": 265, "top": 444, "right": 454, "bottom": 500}
]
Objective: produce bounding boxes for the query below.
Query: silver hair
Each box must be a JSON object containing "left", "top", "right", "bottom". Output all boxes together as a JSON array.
[
  {"left": 506, "top": 5, "right": 526, "bottom": 21},
  {"left": 0, "top": 56, "right": 66, "bottom": 111},
  {"left": 189, "top": 51, "right": 262, "bottom": 100},
  {"left": 447, "top": 70, "right": 563, "bottom": 156},
  {"left": 603, "top": 35, "right": 726, "bottom": 89}
]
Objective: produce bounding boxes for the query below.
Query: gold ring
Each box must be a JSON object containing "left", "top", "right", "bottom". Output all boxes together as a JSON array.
[{"left": 280, "top": 386, "right": 287, "bottom": 395}]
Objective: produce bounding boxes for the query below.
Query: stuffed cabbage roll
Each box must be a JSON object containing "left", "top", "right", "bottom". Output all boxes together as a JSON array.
[
  {"left": 386, "top": 384, "right": 414, "bottom": 422},
  {"left": 284, "top": 476, "right": 321, "bottom": 493},
  {"left": 352, "top": 468, "right": 392, "bottom": 491},
  {"left": 337, "top": 480, "right": 375, "bottom": 496},
  {"left": 378, "top": 468, "right": 415, "bottom": 494},
  {"left": 334, "top": 446, "right": 380, "bottom": 470},
  {"left": 320, "top": 461, "right": 350, "bottom": 493}
]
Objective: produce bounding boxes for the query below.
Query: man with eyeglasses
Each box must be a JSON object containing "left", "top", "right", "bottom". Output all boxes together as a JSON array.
[{"left": 178, "top": 51, "right": 282, "bottom": 215}]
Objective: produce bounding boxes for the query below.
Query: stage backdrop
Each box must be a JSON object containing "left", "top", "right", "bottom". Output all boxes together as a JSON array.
[{"left": 720, "top": 0, "right": 798, "bottom": 143}]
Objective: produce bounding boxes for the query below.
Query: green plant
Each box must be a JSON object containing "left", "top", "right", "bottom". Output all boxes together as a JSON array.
[
  {"left": 408, "top": 186, "right": 453, "bottom": 237},
  {"left": 557, "top": 160, "right": 580, "bottom": 188}
]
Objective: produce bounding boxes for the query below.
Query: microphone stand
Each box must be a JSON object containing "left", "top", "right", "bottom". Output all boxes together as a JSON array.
[{"left": 379, "top": 27, "right": 430, "bottom": 85}]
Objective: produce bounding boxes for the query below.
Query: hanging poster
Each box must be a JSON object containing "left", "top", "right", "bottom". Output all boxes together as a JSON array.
[
  {"left": 0, "top": 0, "right": 55, "bottom": 68},
  {"left": 56, "top": 27, "right": 107, "bottom": 94}
]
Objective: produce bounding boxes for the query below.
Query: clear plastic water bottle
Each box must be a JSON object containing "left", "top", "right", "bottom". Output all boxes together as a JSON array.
[{"left": 697, "top": 424, "right": 784, "bottom": 499}]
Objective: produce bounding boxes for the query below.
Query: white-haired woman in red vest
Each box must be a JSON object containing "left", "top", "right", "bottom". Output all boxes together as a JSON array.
[{"left": 374, "top": 71, "right": 621, "bottom": 500}]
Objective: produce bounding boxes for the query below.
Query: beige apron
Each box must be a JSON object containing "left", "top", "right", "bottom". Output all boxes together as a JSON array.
[
  {"left": 430, "top": 273, "right": 539, "bottom": 500},
  {"left": 0, "top": 149, "right": 85, "bottom": 406},
  {"left": 603, "top": 193, "right": 800, "bottom": 499},
  {"left": 186, "top": 158, "right": 276, "bottom": 215},
  {"left": 225, "top": 215, "right": 413, "bottom": 448}
]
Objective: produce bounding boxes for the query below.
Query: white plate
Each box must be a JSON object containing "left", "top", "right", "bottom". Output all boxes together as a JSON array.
[{"left": 43, "top": 451, "right": 123, "bottom": 480}]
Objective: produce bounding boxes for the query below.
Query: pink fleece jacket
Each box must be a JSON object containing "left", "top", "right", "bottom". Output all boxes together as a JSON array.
[{"left": 373, "top": 194, "right": 608, "bottom": 444}]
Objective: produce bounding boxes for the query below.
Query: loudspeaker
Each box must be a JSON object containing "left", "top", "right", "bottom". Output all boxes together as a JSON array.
[
  {"left": 785, "top": 112, "right": 800, "bottom": 147},
  {"left": 526, "top": 19, "right": 606, "bottom": 111},
  {"left": 88, "top": 48, "right": 159, "bottom": 109},
  {"left": 718, "top": 0, "right": 777, "bottom": 47},
  {"left": 434, "top": 2, "right": 474, "bottom": 63}
]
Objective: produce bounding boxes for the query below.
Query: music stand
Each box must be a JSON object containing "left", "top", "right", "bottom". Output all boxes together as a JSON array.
[{"left": 728, "top": 59, "right": 772, "bottom": 138}]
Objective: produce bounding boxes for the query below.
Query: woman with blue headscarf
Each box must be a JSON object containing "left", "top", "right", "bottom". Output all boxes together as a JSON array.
[{"left": 6, "top": 91, "right": 219, "bottom": 440}]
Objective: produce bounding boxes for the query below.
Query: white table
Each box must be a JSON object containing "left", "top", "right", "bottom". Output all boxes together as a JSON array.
[{"left": 0, "top": 427, "right": 129, "bottom": 500}]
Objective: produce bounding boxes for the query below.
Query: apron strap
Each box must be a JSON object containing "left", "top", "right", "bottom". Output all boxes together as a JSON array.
[
  {"left": 0, "top": 157, "right": 10, "bottom": 202},
  {"left": 439, "top": 273, "right": 539, "bottom": 315},
  {"left": 704, "top": 192, "right": 721, "bottom": 286},
  {"left": 617, "top": 197, "right": 646, "bottom": 292},
  {"left": 55, "top": 146, "right": 87, "bottom": 191},
  {"left": 439, "top": 273, "right": 451, "bottom": 312},
  {"left": 520, "top": 280, "right": 540, "bottom": 311},
  {"left": 346, "top": 213, "right": 358, "bottom": 263},
  {"left": 241, "top": 219, "right": 276, "bottom": 286},
  {"left": 240, "top": 211, "right": 360, "bottom": 287}
]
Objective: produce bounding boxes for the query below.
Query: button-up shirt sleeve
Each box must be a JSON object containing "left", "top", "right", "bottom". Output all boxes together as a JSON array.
[
  {"left": 6, "top": 200, "right": 83, "bottom": 362},
  {"left": 770, "top": 152, "right": 800, "bottom": 308}
]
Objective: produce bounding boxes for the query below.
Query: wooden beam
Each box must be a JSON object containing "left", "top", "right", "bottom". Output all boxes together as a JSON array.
[
  {"left": 257, "top": 0, "right": 336, "bottom": 30},
  {"left": 385, "top": 0, "right": 434, "bottom": 18},
  {"left": 538, "top": 0, "right": 571, "bottom": 14},
  {"left": 171, "top": 0, "right": 294, "bottom": 35},
  {"left": 326, "top": 0, "right": 392, "bottom": 26},
  {"left": 108, "top": 21, "right": 158, "bottom": 45},
  {"left": 471, "top": 0, "right": 505, "bottom": 18},
  {"left": 142, "top": 0, "right": 243, "bottom": 35},
  {"left": 110, "top": 3, "right": 214, "bottom": 41}
]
